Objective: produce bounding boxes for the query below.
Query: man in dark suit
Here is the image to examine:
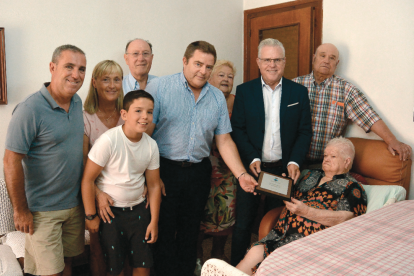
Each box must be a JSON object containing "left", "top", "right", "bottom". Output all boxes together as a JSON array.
[{"left": 230, "top": 38, "right": 312, "bottom": 266}]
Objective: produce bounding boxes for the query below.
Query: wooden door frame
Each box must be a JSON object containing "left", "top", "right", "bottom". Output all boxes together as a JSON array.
[{"left": 244, "top": 0, "right": 322, "bottom": 82}]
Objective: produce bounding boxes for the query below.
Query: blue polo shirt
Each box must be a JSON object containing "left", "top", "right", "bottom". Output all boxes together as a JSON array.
[
  {"left": 148, "top": 72, "right": 232, "bottom": 163},
  {"left": 5, "top": 83, "right": 84, "bottom": 212}
]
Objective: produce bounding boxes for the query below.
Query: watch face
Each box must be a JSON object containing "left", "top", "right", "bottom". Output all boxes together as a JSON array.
[{"left": 85, "top": 214, "right": 97, "bottom": 220}]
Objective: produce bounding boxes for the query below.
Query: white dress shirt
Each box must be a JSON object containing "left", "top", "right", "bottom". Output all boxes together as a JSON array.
[{"left": 250, "top": 77, "right": 298, "bottom": 169}]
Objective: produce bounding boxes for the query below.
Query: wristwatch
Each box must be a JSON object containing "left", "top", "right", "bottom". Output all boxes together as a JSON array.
[{"left": 85, "top": 213, "right": 98, "bottom": 220}]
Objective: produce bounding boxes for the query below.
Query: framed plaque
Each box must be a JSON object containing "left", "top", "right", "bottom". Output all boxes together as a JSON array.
[{"left": 256, "top": 171, "right": 293, "bottom": 201}]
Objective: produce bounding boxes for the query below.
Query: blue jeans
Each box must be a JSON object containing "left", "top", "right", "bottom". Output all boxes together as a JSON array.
[
  {"left": 230, "top": 166, "right": 284, "bottom": 266},
  {"left": 153, "top": 157, "right": 212, "bottom": 276}
]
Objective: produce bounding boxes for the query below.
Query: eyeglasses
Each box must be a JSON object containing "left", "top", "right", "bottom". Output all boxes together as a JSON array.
[
  {"left": 126, "top": 52, "right": 152, "bottom": 59},
  {"left": 259, "top": 58, "right": 285, "bottom": 65}
]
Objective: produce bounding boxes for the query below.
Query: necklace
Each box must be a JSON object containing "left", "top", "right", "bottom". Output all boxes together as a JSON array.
[{"left": 98, "top": 108, "right": 117, "bottom": 122}]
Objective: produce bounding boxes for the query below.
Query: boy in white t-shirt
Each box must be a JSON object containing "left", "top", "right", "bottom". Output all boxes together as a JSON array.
[{"left": 82, "top": 90, "right": 161, "bottom": 276}]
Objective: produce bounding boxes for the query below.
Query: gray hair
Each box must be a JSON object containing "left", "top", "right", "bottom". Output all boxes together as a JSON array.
[
  {"left": 258, "top": 38, "right": 285, "bottom": 58},
  {"left": 51, "top": 45, "right": 85, "bottom": 64},
  {"left": 326, "top": 137, "right": 355, "bottom": 167},
  {"left": 125, "top": 38, "right": 153, "bottom": 53}
]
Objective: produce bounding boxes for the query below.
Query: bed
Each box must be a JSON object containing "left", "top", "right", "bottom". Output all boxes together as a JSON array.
[{"left": 256, "top": 200, "right": 414, "bottom": 275}]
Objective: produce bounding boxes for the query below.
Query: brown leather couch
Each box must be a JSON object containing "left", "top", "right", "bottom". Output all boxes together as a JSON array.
[{"left": 258, "top": 137, "right": 412, "bottom": 240}]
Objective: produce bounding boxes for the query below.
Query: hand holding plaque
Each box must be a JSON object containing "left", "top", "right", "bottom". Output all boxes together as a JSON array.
[{"left": 255, "top": 171, "right": 293, "bottom": 201}]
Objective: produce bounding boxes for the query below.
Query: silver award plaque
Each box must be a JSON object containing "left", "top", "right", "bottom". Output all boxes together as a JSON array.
[{"left": 256, "top": 171, "right": 293, "bottom": 201}]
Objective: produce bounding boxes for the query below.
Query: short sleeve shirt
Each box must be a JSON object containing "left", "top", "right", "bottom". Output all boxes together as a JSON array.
[
  {"left": 148, "top": 72, "right": 232, "bottom": 162},
  {"left": 88, "top": 126, "right": 159, "bottom": 207},
  {"left": 5, "top": 83, "right": 84, "bottom": 212},
  {"left": 293, "top": 73, "right": 381, "bottom": 160}
]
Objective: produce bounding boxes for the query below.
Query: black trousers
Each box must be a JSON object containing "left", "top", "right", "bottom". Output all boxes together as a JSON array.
[
  {"left": 153, "top": 158, "right": 212, "bottom": 276},
  {"left": 230, "top": 165, "right": 284, "bottom": 266}
]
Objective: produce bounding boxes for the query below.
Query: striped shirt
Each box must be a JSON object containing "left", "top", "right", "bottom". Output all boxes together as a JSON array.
[
  {"left": 148, "top": 72, "right": 232, "bottom": 163},
  {"left": 122, "top": 72, "right": 158, "bottom": 95},
  {"left": 293, "top": 72, "right": 380, "bottom": 161}
]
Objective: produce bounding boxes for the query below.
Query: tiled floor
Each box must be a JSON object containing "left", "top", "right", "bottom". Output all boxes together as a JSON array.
[{"left": 67, "top": 233, "right": 259, "bottom": 276}]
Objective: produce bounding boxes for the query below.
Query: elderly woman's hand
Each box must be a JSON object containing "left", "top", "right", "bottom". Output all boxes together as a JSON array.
[
  {"left": 95, "top": 188, "right": 115, "bottom": 223},
  {"left": 284, "top": 198, "right": 310, "bottom": 217}
]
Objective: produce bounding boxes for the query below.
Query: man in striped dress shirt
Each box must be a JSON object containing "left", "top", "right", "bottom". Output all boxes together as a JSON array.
[{"left": 146, "top": 41, "right": 257, "bottom": 276}]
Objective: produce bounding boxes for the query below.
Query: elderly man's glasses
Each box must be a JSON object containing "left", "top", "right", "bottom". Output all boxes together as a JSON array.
[
  {"left": 259, "top": 58, "right": 285, "bottom": 65},
  {"left": 126, "top": 52, "right": 152, "bottom": 59}
]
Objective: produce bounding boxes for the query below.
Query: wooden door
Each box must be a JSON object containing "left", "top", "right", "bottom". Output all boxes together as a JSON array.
[{"left": 244, "top": 0, "right": 322, "bottom": 82}]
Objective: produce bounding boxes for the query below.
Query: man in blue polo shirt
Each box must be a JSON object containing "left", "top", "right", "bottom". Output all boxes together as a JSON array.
[
  {"left": 147, "top": 41, "right": 258, "bottom": 276},
  {"left": 4, "top": 45, "right": 86, "bottom": 276}
]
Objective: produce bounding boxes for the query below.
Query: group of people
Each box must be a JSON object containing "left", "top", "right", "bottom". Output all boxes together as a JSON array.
[{"left": 3, "top": 37, "right": 411, "bottom": 276}]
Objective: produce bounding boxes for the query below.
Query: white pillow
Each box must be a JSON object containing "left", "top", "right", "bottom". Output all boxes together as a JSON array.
[
  {"left": 2, "top": 231, "right": 25, "bottom": 258},
  {"left": 361, "top": 184, "right": 406, "bottom": 213},
  {"left": 0, "top": 244, "right": 23, "bottom": 276}
]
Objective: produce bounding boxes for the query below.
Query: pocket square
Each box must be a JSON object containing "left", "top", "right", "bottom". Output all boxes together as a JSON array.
[{"left": 287, "top": 102, "right": 299, "bottom": 107}]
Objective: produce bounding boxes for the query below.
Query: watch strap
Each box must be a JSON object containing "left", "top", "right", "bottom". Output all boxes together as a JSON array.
[{"left": 85, "top": 213, "right": 98, "bottom": 220}]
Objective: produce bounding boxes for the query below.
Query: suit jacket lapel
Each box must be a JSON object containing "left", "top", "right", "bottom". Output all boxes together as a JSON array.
[
  {"left": 280, "top": 77, "right": 290, "bottom": 123},
  {"left": 254, "top": 78, "right": 266, "bottom": 133}
]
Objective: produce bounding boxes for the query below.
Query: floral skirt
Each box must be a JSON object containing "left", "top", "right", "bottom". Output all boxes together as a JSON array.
[{"left": 200, "top": 164, "right": 237, "bottom": 233}]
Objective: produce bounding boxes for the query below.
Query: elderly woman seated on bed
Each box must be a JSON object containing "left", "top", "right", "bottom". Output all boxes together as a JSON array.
[{"left": 236, "top": 137, "right": 368, "bottom": 275}]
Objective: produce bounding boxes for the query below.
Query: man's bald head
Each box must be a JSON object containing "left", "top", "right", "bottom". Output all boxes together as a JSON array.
[
  {"left": 313, "top": 43, "right": 340, "bottom": 81},
  {"left": 124, "top": 38, "right": 154, "bottom": 80}
]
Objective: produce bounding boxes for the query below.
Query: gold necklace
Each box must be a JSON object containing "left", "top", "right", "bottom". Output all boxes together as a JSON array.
[{"left": 98, "top": 108, "right": 117, "bottom": 122}]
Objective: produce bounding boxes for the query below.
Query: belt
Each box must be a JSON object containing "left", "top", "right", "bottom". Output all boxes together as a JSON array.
[
  {"left": 161, "top": 157, "right": 204, "bottom": 168},
  {"left": 113, "top": 202, "right": 144, "bottom": 211},
  {"left": 261, "top": 160, "right": 283, "bottom": 168}
]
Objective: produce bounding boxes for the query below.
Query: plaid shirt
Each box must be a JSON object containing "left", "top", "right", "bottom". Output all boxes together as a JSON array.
[{"left": 293, "top": 72, "right": 380, "bottom": 161}]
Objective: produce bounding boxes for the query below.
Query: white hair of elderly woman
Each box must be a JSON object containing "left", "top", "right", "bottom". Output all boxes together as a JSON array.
[
  {"left": 211, "top": 60, "right": 237, "bottom": 76},
  {"left": 326, "top": 137, "right": 355, "bottom": 166}
]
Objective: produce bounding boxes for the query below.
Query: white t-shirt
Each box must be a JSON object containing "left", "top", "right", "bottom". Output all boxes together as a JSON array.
[{"left": 88, "top": 125, "right": 160, "bottom": 207}]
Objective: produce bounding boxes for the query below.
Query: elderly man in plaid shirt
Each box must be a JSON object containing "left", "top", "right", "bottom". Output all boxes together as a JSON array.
[{"left": 293, "top": 43, "right": 411, "bottom": 164}]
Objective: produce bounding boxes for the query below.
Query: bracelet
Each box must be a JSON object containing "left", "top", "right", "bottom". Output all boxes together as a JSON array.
[{"left": 237, "top": 172, "right": 247, "bottom": 180}]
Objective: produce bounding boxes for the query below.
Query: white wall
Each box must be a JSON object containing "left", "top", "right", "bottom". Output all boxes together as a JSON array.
[
  {"left": 0, "top": 0, "right": 243, "bottom": 175},
  {"left": 244, "top": 0, "right": 414, "bottom": 199}
]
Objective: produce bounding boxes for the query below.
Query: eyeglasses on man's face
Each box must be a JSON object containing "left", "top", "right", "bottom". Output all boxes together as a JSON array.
[
  {"left": 126, "top": 52, "right": 152, "bottom": 59},
  {"left": 259, "top": 58, "right": 285, "bottom": 65}
]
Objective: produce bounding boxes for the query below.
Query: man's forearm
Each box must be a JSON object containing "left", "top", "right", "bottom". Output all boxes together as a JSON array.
[
  {"left": 216, "top": 134, "right": 246, "bottom": 178},
  {"left": 3, "top": 150, "right": 29, "bottom": 213},
  {"left": 81, "top": 178, "right": 98, "bottom": 215},
  {"left": 370, "top": 120, "right": 396, "bottom": 144}
]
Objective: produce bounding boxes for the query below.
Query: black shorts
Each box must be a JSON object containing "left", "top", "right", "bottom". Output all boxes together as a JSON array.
[{"left": 99, "top": 202, "right": 152, "bottom": 275}]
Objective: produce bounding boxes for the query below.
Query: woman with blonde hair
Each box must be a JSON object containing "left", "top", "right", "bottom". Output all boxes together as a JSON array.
[{"left": 83, "top": 60, "right": 125, "bottom": 276}]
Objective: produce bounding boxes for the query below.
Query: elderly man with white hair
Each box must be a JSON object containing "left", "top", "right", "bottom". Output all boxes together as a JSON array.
[
  {"left": 293, "top": 43, "right": 411, "bottom": 166},
  {"left": 236, "top": 137, "right": 367, "bottom": 275},
  {"left": 123, "top": 38, "right": 157, "bottom": 93}
]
